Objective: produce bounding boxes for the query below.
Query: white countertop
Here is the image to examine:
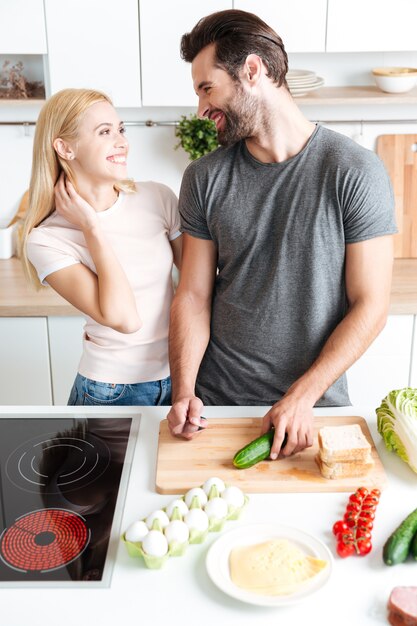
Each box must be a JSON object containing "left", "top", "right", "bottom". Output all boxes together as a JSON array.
[{"left": 0, "top": 404, "right": 416, "bottom": 626}]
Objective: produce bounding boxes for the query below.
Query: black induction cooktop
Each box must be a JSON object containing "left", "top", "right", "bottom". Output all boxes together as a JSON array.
[{"left": 0, "top": 414, "right": 139, "bottom": 586}]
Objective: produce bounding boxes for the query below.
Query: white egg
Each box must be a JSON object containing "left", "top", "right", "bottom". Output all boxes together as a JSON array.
[
  {"left": 124, "top": 520, "right": 149, "bottom": 543},
  {"left": 164, "top": 520, "right": 190, "bottom": 544},
  {"left": 184, "top": 508, "right": 209, "bottom": 532},
  {"left": 202, "top": 477, "right": 226, "bottom": 496},
  {"left": 165, "top": 499, "right": 189, "bottom": 519},
  {"left": 142, "top": 530, "right": 169, "bottom": 557},
  {"left": 204, "top": 496, "right": 228, "bottom": 519},
  {"left": 184, "top": 487, "right": 208, "bottom": 508},
  {"left": 145, "top": 509, "right": 170, "bottom": 530},
  {"left": 221, "top": 486, "right": 245, "bottom": 508}
]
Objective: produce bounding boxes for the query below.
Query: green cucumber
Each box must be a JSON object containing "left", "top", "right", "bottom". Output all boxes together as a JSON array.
[
  {"left": 233, "top": 430, "right": 287, "bottom": 469},
  {"left": 410, "top": 528, "right": 417, "bottom": 560},
  {"left": 383, "top": 507, "right": 417, "bottom": 565}
]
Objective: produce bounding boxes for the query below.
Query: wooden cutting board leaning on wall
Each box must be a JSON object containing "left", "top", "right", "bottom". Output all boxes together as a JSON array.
[{"left": 377, "top": 134, "right": 417, "bottom": 258}]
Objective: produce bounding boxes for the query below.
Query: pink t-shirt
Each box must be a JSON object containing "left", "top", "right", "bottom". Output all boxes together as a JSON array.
[{"left": 27, "top": 181, "right": 181, "bottom": 384}]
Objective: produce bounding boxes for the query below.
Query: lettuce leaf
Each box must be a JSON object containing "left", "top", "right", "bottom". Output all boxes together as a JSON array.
[{"left": 376, "top": 388, "right": 417, "bottom": 473}]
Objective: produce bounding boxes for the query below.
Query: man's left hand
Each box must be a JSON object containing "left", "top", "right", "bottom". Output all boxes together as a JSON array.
[{"left": 260, "top": 394, "right": 314, "bottom": 458}]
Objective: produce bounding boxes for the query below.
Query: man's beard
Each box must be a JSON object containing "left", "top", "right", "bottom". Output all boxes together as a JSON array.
[{"left": 217, "top": 87, "right": 259, "bottom": 147}]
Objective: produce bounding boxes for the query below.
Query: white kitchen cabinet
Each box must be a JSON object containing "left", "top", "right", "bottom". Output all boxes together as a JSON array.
[
  {"left": 44, "top": 0, "right": 141, "bottom": 107},
  {"left": 346, "top": 315, "right": 413, "bottom": 408},
  {"left": 235, "top": 0, "right": 327, "bottom": 52},
  {"left": 327, "top": 0, "right": 417, "bottom": 52},
  {"left": 48, "top": 316, "right": 84, "bottom": 405},
  {"left": 410, "top": 315, "right": 417, "bottom": 388},
  {"left": 140, "top": 0, "right": 231, "bottom": 106},
  {"left": 0, "top": 317, "right": 51, "bottom": 405},
  {"left": 0, "top": 0, "right": 46, "bottom": 54}
]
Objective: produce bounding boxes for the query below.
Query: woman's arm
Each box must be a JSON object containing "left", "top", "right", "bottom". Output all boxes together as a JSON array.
[
  {"left": 46, "top": 176, "right": 141, "bottom": 334},
  {"left": 170, "top": 234, "right": 182, "bottom": 271}
]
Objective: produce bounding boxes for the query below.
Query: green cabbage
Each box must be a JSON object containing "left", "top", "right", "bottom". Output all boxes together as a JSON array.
[{"left": 376, "top": 388, "right": 417, "bottom": 473}]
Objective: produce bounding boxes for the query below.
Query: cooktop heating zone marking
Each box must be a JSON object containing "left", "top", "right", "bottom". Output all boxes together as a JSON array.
[
  {"left": 0, "top": 508, "right": 91, "bottom": 573},
  {"left": 6, "top": 434, "right": 110, "bottom": 494}
]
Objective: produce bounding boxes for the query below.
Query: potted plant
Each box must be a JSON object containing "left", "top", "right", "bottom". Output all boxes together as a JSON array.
[{"left": 175, "top": 114, "right": 219, "bottom": 161}]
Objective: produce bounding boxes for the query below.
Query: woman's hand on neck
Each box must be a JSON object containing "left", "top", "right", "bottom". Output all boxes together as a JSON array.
[
  {"left": 55, "top": 174, "right": 114, "bottom": 232},
  {"left": 69, "top": 169, "right": 119, "bottom": 213}
]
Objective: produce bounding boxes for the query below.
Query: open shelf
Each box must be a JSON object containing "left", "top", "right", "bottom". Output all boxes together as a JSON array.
[{"left": 294, "top": 85, "right": 417, "bottom": 105}]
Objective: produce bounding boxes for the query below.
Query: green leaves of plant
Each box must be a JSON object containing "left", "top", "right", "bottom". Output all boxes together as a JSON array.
[{"left": 175, "top": 114, "right": 219, "bottom": 161}]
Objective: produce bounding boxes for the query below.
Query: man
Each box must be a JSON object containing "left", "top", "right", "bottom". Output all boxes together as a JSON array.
[{"left": 167, "top": 9, "right": 396, "bottom": 458}]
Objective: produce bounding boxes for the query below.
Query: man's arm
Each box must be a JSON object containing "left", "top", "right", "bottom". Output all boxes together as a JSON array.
[
  {"left": 261, "top": 234, "right": 394, "bottom": 457},
  {"left": 167, "top": 233, "right": 217, "bottom": 439}
]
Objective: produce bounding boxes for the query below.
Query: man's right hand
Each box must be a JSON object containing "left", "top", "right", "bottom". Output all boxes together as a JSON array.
[{"left": 167, "top": 396, "right": 208, "bottom": 440}]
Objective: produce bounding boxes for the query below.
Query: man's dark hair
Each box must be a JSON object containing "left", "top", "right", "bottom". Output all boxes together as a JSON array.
[{"left": 181, "top": 9, "right": 288, "bottom": 88}]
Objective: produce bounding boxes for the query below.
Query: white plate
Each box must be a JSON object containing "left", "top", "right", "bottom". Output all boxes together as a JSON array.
[
  {"left": 288, "top": 79, "right": 318, "bottom": 88},
  {"left": 287, "top": 75, "right": 318, "bottom": 86},
  {"left": 289, "top": 77, "right": 324, "bottom": 96},
  {"left": 206, "top": 523, "right": 332, "bottom": 607},
  {"left": 287, "top": 69, "right": 316, "bottom": 80},
  {"left": 289, "top": 77, "right": 324, "bottom": 90}
]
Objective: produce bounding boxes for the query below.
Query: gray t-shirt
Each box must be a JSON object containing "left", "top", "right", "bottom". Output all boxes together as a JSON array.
[{"left": 179, "top": 125, "right": 397, "bottom": 406}]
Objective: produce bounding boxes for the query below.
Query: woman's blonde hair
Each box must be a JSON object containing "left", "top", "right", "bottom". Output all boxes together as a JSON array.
[{"left": 21, "top": 88, "right": 136, "bottom": 289}]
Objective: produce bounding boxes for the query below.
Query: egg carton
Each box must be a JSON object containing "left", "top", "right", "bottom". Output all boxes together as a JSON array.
[{"left": 122, "top": 477, "right": 249, "bottom": 569}]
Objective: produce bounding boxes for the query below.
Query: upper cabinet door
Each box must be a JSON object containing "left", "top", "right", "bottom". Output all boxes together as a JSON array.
[
  {"left": 0, "top": 0, "right": 46, "bottom": 53},
  {"left": 327, "top": 0, "right": 417, "bottom": 51},
  {"left": 44, "top": 0, "right": 141, "bottom": 107},
  {"left": 140, "top": 0, "right": 231, "bottom": 107},
  {"left": 234, "top": 0, "right": 327, "bottom": 52}
]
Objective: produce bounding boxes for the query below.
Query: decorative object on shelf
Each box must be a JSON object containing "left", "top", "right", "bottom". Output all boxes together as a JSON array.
[
  {"left": 286, "top": 69, "right": 324, "bottom": 97},
  {"left": 175, "top": 114, "right": 219, "bottom": 161},
  {"left": 0, "top": 60, "right": 45, "bottom": 100},
  {"left": 372, "top": 67, "right": 417, "bottom": 94}
]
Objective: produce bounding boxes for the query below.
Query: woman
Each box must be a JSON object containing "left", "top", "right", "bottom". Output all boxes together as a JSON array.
[{"left": 22, "top": 88, "right": 182, "bottom": 406}]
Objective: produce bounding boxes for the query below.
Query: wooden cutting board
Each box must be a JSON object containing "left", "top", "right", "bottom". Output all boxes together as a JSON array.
[
  {"left": 155, "top": 416, "right": 387, "bottom": 494},
  {"left": 377, "top": 134, "right": 417, "bottom": 258}
]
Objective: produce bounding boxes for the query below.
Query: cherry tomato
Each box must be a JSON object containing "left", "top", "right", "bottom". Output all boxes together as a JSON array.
[
  {"left": 349, "top": 493, "right": 362, "bottom": 505},
  {"left": 357, "top": 518, "right": 373, "bottom": 530},
  {"left": 337, "top": 541, "right": 355, "bottom": 558},
  {"left": 332, "top": 520, "right": 350, "bottom": 536},
  {"left": 364, "top": 495, "right": 379, "bottom": 505},
  {"left": 361, "top": 504, "right": 376, "bottom": 513},
  {"left": 346, "top": 502, "right": 361, "bottom": 513},
  {"left": 355, "top": 528, "right": 371, "bottom": 540},
  {"left": 337, "top": 533, "right": 354, "bottom": 545},
  {"left": 356, "top": 539, "right": 372, "bottom": 556},
  {"left": 344, "top": 514, "right": 358, "bottom": 528},
  {"left": 333, "top": 487, "right": 379, "bottom": 559},
  {"left": 360, "top": 510, "right": 375, "bottom": 520}
]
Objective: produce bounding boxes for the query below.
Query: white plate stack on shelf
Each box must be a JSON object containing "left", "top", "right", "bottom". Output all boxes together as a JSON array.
[{"left": 286, "top": 69, "right": 324, "bottom": 97}]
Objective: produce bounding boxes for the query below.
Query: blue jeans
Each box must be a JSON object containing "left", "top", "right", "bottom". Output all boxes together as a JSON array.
[{"left": 68, "top": 373, "right": 172, "bottom": 406}]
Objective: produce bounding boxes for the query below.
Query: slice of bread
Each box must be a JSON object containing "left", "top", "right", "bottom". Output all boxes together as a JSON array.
[
  {"left": 318, "top": 424, "right": 371, "bottom": 463},
  {"left": 315, "top": 454, "right": 374, "bottom": 480}
]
